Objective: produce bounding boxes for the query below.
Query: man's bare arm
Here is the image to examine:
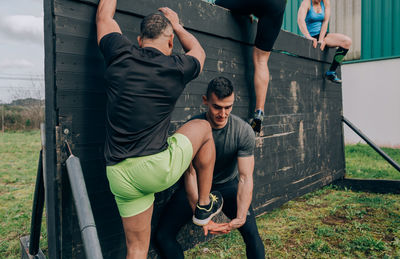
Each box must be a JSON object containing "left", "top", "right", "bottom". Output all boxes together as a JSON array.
[
  {"left": 96, "top": 0, "right": 122, "bottom": 45},
  {"left": 159, "top": 7, "right": 206, "bottom": 71},
  {"left": 230, "top": 155, "right": 254, "bottom": 230}
]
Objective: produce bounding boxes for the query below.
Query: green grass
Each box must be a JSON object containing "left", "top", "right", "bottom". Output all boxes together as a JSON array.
[
  {"left": 185, "top": 144, "right": 400, "bottom": 258},
  {"left": 0, "top": 130, "right": 47, "bottom": 258},
  {"left": 1, "top": 132, "right": 399, "bottom": 258},
  {"left": 345, "top": 143, "right": 400, "bottom": 180},
  {"left": 186, "top": 186, "right": 400, "bottom": 258}
]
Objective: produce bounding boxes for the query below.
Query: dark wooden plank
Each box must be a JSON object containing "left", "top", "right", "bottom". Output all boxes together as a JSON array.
[
  {"left": 44, "top": 0, "right": 62, "bottom": 257},
  {"left": 56, "top": 0, "right": 336, "bottom": 61}
]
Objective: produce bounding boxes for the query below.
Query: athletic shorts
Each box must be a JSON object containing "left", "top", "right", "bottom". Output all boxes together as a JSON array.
[
  {"left": 312, "top": 32, "right": 329, "bottom": 40},
  {"left": 106, "top": 133, "right": 193, "bottom": 218},
  {"left": 215, "top": 0, "right": 286, "bottom": 51}
]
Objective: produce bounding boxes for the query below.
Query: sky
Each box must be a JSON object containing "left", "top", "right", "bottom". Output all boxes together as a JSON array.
[{"left": 0, "top": 0, "right": 44, "bottom": 103}]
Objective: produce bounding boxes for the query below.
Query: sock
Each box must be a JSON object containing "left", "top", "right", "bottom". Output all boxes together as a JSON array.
[
  {"left": 329, "top": 47, "right": 349, "bottom": 72},
  {"left": 198, "top": 200, "right": 211, "bottom": 209},
  {"left": 254, "top": 110, "right": 264, "bottom": 121}
]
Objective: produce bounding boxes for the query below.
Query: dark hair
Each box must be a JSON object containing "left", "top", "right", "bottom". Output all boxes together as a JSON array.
[
  {"left": 206, "top": 77, "right": 234, "bottom": 99},
  {"left": 140, "top": 13, "right": 172, "bottom": 40}
]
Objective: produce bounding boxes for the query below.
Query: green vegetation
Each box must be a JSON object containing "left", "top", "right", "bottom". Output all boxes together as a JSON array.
[
  {"left": 186, "top": 144, "right": 400, "bottom": 258},
  {"left": 345, "top": 143, "right": 400, "bottom": 180},
  {"left": 1, "top": 132, "right": 399, "bottom": 258},
  {"left": 0, "top": 99, "right": 44, "bottom": 131},
  {"left": 186, "top": 186, "right": 400, "bottom": 258},
  {"left": 0, "top": 130, "right": 47, "bottom": 258}
]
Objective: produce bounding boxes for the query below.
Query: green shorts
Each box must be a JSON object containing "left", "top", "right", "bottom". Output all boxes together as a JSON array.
[{"left": 106, "top": 133, "right": 193, "bottom": 218}]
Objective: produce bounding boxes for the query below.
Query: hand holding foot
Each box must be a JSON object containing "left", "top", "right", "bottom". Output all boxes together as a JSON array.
[
  {"left": 227, "top": 217, "right": 246, "bottom": 230},
  {"left": 203, "top": 220, "right": 230, "bottom": 236}
]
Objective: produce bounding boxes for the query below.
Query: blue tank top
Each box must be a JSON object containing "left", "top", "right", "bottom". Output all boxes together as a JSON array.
[{"left": 305, "top": 0, "right": 325, "bottom": 36}]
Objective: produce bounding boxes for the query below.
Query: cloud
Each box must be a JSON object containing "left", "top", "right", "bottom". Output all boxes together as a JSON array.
[
  {"left": 0, "top": 15, "right": 43, "bottom": 44},
  {"left": 0, "top": 58, "right": 35, "bottom": 70}
]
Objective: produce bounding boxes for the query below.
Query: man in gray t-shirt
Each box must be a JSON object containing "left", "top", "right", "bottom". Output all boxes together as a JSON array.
[
  {"left": 190, "top": 111, "right": 255, "bottom": 185},
  {"left": 156, "top": 77, "right": 265, "bottom": 258}
]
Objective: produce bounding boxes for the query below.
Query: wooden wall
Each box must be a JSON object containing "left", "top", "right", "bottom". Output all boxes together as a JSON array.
[{"left": 43, "top": 0, "right": 345, "bottom": 258}]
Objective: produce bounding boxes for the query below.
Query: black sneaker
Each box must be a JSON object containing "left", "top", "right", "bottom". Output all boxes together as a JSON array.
[
  {"left": 192, "top": 191, "right": 223, "bottom": 226},
  {"left": 250, "top": 110, "right": 263, "bottom": 133},
  {"left": 325, "top": 71, "right": 342, "bottom": 84}
]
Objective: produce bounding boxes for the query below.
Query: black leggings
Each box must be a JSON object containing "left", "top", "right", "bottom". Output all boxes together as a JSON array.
[
  {"left": 215, "top": 0, "right": 286, "bottom": 51},
  {"left": 155, "top": 180, "right": 265, "bottom": 259}
]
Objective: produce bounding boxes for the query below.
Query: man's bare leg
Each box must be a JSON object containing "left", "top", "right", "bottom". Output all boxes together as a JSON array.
[
  {"left": 250, "top": 46, "right": 271, "bottom": 133},
  {"left": 184, "top": 164, "right": 199, "bottom": 211},
  {"left": 176, "top": 119, "right": 215, "bottom": 206},
  {"left": 121, "top": 120, "right": 216, "bottom": 257},
  {"left": 122, "top": 204, "right": 153, "bottom": 259},
  {"left": 253, "top": 46, "right": 271, "bottom": 113}
]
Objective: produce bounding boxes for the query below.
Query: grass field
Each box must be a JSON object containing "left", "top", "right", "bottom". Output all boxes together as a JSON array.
[
  {"left": 0, "top": 130, "right": 47, "bottom": 258},
  {"left": 185, "top": 186, "right": 400, "bottom": 258},
  {"left": 345, "top": 143, "right": 400, "bottom": 180},
  {"left": 1, "top": 130, "right": 399, "bottom": 258}
]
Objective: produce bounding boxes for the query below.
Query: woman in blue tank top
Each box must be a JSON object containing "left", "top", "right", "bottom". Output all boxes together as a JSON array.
[{"left": 297, "top": 0, "right": 352, "bottom": 84}]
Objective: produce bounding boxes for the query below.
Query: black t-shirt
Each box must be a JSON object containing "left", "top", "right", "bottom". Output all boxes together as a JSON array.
[
  {"left": 99, "top": 33, "right": 200, "bottom": 166},
  {"left": 191, "top": 113, "right": 255, "bottom": 184}
]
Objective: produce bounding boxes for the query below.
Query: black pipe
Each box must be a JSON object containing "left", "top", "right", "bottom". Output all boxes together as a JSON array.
[
  {"left": 65, "top": 155, "right": 103, "bottom": 259},
  {"left": 29, "top": 150, "right": 45, "bottom": 255},
  {"left": 342, "top": 116, "right": 400, "bottom": 173}
]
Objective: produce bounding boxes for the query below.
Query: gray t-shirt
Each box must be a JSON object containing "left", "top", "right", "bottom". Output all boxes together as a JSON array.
[{"left": 191, "top": 113, "right": 255, "bottom": 184}]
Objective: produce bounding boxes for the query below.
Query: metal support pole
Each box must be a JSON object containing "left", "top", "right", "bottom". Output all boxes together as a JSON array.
[
  {"left": 29, "top": 150, "right": 45, "bottom": 255},
  {"left": 1, "top": 104, "right": 4, "bottom": 134},
  {"left": 342, "top": 116, "right": 400, "bottom": 173},
  {"left": 65, "top": 155, "right": 103, "bottom": 259}
]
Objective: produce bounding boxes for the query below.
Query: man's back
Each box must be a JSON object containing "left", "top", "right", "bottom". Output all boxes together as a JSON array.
[{"left": 99, "top": 32, "right": 200, "bottom": 165}]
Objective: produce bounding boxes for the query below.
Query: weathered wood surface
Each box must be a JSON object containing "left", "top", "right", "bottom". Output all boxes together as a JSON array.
[{"left": 44, "top": 0, "right": 345, "bottom": 258}]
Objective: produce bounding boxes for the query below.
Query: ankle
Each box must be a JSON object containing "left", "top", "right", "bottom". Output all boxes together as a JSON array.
[
  {"left": 254, "top": 109, "right": 264, "bottom": 114},
  {"left": 198, "top": 197, "right": 210, "bottom": 206},
  {"left": 253, "top": 109, "right": 264, "bottom": 120}
]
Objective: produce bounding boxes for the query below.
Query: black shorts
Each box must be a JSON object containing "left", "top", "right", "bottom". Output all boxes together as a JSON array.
[
  {"left": 312, "top": 32, "right": 329, "bottom": 40},
  {"left": 215, "top": 0, "right": 287, "bottom": 51}
]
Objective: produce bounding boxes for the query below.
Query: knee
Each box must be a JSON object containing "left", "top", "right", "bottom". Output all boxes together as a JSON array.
[
  {"left": 202, "top": 119, "right": 212, "bottom": 132},
  {"left": 343, "top": 37, "right": 352, "bottom": 49},
  {"left": 155, "top": 228, "right": 167, "bottom": 249},
  {"left": 126, "top": 246, "right": 147, "bottom": 259},
  {"left": 155, "top": 227, "right": 173, "bottom": 250},
  {"left": 191, "top": 119, "right": 211, "bottom": 131},
  {"left": 243, "top": 231, "right": 262, "bottom": 244},
  {"left": 195, "top": 119, "right": 213, "bottom": 137},
  {"left": 253, "top": 48, "right": 270, "bottom": 65},
  {"left": 240, "top": 223, "right": 263, "bottom": 246}
]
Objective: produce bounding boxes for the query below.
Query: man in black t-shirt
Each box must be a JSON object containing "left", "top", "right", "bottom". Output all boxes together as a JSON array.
[
  {"left": 96, "top": 1, "right": 222, "bottom": 258},
  {"left": 156, "top": 77, "right": 265, "bottom": 259}
]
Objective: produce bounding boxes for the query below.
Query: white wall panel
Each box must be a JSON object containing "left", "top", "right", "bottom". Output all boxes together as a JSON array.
[{"left": 330, "top": 0, "right": 362, "bottom": 60}]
